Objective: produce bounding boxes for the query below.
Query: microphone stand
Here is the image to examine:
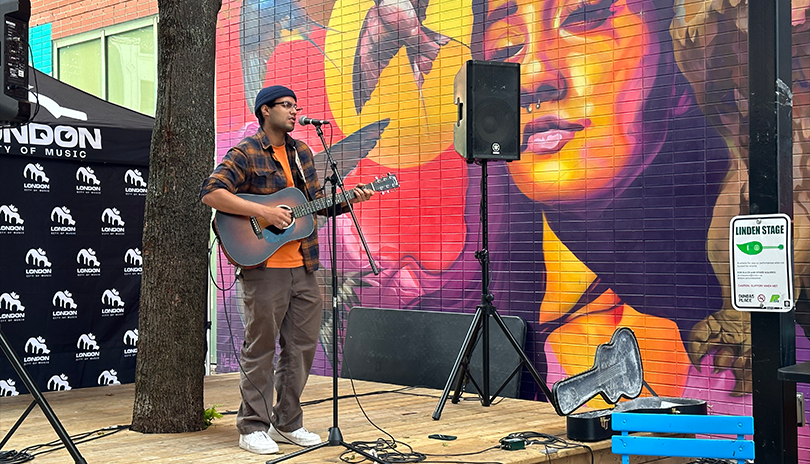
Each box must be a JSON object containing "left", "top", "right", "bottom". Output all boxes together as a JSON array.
[{"left": 267, "top": 122, "right": 382, "bottom": 464}]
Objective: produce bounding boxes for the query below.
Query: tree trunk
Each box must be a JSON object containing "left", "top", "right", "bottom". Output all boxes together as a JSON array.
[{"left": 131, "top": 0, "right": 221, "bottom": 433}]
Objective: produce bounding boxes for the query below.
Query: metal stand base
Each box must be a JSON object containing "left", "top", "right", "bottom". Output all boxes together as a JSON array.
[
  {"left": 432, "top": 160, "right": 553, "bottom": 420},
  {"left": 0, "top": 326, "right": 86, "bottom": 463},
  {"left": 267, "top": 426, "right": 383, "bottom": 464}
]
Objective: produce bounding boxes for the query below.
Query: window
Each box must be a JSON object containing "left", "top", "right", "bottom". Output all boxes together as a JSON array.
[{"left": 55, "top": 17, "right": 157, "bottom": 116}]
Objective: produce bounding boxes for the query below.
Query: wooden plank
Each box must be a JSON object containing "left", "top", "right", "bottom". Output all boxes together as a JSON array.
[
  {"left": 0, "top": 374, "right": 686, "bottom": 464},
  {"left": 611, "top": 413, "right": 754, "bottom": 435},
  {"left": 612, "top": 436, "right": 755, "bottom": 461}
]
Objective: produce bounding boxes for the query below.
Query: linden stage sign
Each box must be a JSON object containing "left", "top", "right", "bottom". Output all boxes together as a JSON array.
[{"left": 730, "top": 213, "right": 794, "bottom": 312}]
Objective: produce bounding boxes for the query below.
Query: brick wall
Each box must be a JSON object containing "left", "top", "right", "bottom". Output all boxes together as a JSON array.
[
  {"left": 30, "top": 0, "right": 157, "bottom": 40},
  {"left": 29, "top": 23, "right": 52, "bottom": 74}
]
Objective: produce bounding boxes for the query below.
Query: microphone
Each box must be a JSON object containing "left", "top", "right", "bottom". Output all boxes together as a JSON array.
[{"left": 298, "top": 116, "right": 330, "bottom": 126}]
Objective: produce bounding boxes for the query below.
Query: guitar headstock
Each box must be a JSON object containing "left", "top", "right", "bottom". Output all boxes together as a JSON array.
[{"left": 368, "top": 173, "right": 399, "bottom": 194}]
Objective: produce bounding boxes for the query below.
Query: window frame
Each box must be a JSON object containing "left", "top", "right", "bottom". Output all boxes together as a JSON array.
[{"left": 53, "top": 16, "right": 159, "bottom": 113}]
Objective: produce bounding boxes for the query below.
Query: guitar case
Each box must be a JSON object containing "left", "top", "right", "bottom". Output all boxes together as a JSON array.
[
  {"left": 565, "top": 396, "right": 707, "bottom": 442},
  {"left": 550, "top": 327, "right": 707, "bottom": 442}
]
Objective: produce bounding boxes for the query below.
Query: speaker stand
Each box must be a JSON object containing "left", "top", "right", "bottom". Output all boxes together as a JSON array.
[
  {"left": 0, "top": 325, "right": 86, "bottom": 463},
  {"left": 432, "top": 159, "right": 553, "bottom": 420}
]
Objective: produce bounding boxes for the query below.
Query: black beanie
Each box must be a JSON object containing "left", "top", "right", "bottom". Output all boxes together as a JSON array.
[{"left": 254, "top": 85, "right": 297, "bottom": 120}]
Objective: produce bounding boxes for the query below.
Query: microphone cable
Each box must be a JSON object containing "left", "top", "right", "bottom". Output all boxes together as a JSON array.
[{"left": 210, "top": 237, "right": 276, "bottom": 443}]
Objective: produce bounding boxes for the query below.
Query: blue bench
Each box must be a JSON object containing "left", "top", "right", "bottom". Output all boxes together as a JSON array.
[{"left": 611, "top": 412, "right": 754, "bottom": 464}]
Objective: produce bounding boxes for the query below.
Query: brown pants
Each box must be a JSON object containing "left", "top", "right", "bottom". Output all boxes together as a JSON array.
[{"left": 236, "top": 266, "right": 323, "bottom": 434}]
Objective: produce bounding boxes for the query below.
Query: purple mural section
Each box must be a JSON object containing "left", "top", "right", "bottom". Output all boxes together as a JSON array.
[{"left": 212, "top": 0, "right": 810, "bottom": 460}]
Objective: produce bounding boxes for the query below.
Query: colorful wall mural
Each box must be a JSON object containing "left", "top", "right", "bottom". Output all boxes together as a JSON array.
[{"left": 215, "top": 0, "right": 810, "bottom": 458}]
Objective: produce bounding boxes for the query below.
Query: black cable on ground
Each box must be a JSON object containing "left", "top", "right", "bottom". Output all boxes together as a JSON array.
[
  {"left": 0, "top": 425, "right": 130, "bottom": 463},
  {"left": 499, "top": 431, "right": 593, "bottom": 464},
  {"left": 0, "top": 450, "right": 34, "bottom": 463}
]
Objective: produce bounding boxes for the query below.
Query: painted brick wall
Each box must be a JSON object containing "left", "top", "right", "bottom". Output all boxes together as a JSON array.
[
  {"left": 29, "top": 23, "right": 52, "bottom": 74},
  {"left": 30, "top": 0, "right": 157, "bottom": 40}
]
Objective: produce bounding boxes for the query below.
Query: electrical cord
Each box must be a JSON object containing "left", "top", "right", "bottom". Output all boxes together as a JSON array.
[
  {"left": 0, "top": 450, "right": 33, "bottom": 463},
  {"left": 339, "top": 438, "right": 502, "bottom": 464},
  {"left": 214, "top": 386, "right": 441, "bottom": 416},
  {"left": 208, "top": 238, "right": 236, "bottom": 293},
  {"left": 0, "top": 425, "right": 129, "bottom": 463},
  {"left": 213, "top": 239, "right": 321, "bottom": 449},
  {"left": 499, "top": 431, "right": 593, "bottom": 464},
  {"left": 334, "top": 310, "right": 503, "bottom": 464},
  {"left": 214, "top": 244, "right": 278, "bottom": 443},
  {"left": 210, "top": 210, "right": 520, "bottom": 464},
  {"left": 300, "top": 386, "right": 438, "bottom": 407}
]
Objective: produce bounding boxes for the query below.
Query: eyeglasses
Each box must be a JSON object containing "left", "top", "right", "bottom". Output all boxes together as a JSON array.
[{"left": 273, "top": 101, "right": 302, "bottom": 112}]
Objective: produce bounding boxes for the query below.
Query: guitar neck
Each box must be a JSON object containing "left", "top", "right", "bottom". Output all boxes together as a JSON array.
[{"left": 292, "top": 189, "right": 357, "bottom": 218}]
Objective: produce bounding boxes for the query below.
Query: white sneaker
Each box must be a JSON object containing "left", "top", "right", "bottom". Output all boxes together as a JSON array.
[
  {"left": 268, "top": 425, "right": 322, "bottom": 446},
  {"left": 239, "top": 430, "right": 280, "bottom": 454}
]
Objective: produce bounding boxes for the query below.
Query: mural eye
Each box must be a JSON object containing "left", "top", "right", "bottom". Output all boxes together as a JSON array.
[
  {"left": 483, "top": 1, "right": 524, "bottom": 62},
  {"left": 484, "top": 21, "right": 525, "bottom": 62},
  {"left": 486, "top": 43, "right": 525, "bottom": 62},
  {"left": 560, "top": 0, "right": 616, "bottom": 33}
]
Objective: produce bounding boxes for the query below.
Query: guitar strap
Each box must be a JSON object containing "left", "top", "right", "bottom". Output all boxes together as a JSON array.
[{"left": 292, "top": 145, "right": 307, "bottom": 193}]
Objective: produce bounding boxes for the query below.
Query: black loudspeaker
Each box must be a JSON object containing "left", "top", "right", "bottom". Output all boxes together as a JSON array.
[
  {"left": 0, "top": 0, "right": 30, "bottom": 124},
  {"left": 453, "top": 60, "right": 520, "bottom": 161}
]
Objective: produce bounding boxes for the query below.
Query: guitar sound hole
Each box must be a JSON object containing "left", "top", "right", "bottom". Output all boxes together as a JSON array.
[{"left": 266, "top": 205, "right": 294, "bottom": 234}]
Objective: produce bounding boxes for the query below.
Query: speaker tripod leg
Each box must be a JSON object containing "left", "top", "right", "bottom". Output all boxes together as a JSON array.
[
  {"left": 488, "top": 308, "right": 553, "bottom": 402},
  {"left": 0, "top": 326, "right": 86, "bottom": 463},
  {"left": 432, "top": 306, "right": 485, "bottom": 420}
]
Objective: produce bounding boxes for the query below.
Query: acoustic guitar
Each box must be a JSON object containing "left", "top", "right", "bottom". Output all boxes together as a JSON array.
[{"left": 213, "top": 173, "right": 398, "bottom": 268}]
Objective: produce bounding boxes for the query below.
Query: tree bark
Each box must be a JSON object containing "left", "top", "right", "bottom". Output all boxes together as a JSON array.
[{"left": 131, "top": 0, "right": 222, "bottom": 433}]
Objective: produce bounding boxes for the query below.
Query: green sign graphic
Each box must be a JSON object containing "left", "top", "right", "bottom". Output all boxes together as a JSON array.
[{"left": 736, "top": 241, "right": 784, "bottom": 255}]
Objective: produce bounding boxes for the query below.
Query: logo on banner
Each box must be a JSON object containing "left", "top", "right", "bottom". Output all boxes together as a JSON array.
[
  {"left": 123, "top": 328, "right": 138, "bottom": 357},
  {"left": 101, "top": 288, "right": 125, "bottom": 317},
  {"left": 2, "top": 109, "right": 101, "bottom": 159},
  {"left": 23, "top": 336, "right": 51, "bottom": 365},
  {"left": 0, "top": 379, "right": 19, "bottom": 396},
  {"left": 124, "top": 248, "right": 142, "bottom": 275},
  {"left": 98, "top": 369, "right": 121, "bottom": 386},
  {"left": 25, "top": 248, "right": 52, "bottom": 277},
  {"left": 22, "top": 163, "right": 50, "bottom": 192},
  {"left": 0, "top": 292, "right": 25, "bottom": 322},
  {"left": 101, "top": 207, "right": 125, "bottom": 235},
  {"left": 76, "top": 333, "right": 100, "bottom": 361},
  {"left": 0, "top": 204, "right": 25, "bottom": 234},
  {"left": 76, "top": 248, "right": 101, "bottom": 276},
  {"left": 7, "top": 91, "right": 102, "bottom": 160},
  {"left": 47, "top": 373, "right": 72, "bottom": 391},
  {"left": 52, "top": 290, "right": 78, "bottom": 319},
  {"left": 75, "top": 166, "right": 102, "bottom": 194},
  {"left": 50, "top": 206, "right": 77, "bottom": 235},
  {"left": 124, "top": 169, "right": 147, "bottom": 196}
]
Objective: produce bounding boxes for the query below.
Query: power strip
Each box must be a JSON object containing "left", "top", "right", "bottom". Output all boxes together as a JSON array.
[{"left": 500, "top": 438, "right": 526, "bottom": 451}]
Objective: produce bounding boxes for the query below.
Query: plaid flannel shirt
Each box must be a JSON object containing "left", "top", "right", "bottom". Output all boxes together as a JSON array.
[{"left": 200, "top": 129, "right": 348, "bottom": 272}]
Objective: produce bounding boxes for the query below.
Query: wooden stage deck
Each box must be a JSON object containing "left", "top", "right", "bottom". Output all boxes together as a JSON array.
[{"left": 0, "top": 373, "right": 683, "bottom": 463}]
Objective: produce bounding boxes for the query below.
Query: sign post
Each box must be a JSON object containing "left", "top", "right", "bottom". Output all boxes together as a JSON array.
[{"left": 730, "top": 213, "right": 793, "bottom": 312}]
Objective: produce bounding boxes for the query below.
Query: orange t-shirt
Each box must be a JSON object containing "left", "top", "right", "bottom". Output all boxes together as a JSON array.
[{"left": 265, "top": 145, "right": 304, "bottom": 268}]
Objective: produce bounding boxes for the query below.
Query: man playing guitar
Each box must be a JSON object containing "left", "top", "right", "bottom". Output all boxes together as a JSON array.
[{"left": 200, "top": 85, "right": 373, "bottom": 454}]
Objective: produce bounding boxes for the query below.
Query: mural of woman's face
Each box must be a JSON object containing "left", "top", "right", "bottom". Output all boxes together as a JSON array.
[{"left": 479, "top": 0, "right": 671, "bottom": 204}]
